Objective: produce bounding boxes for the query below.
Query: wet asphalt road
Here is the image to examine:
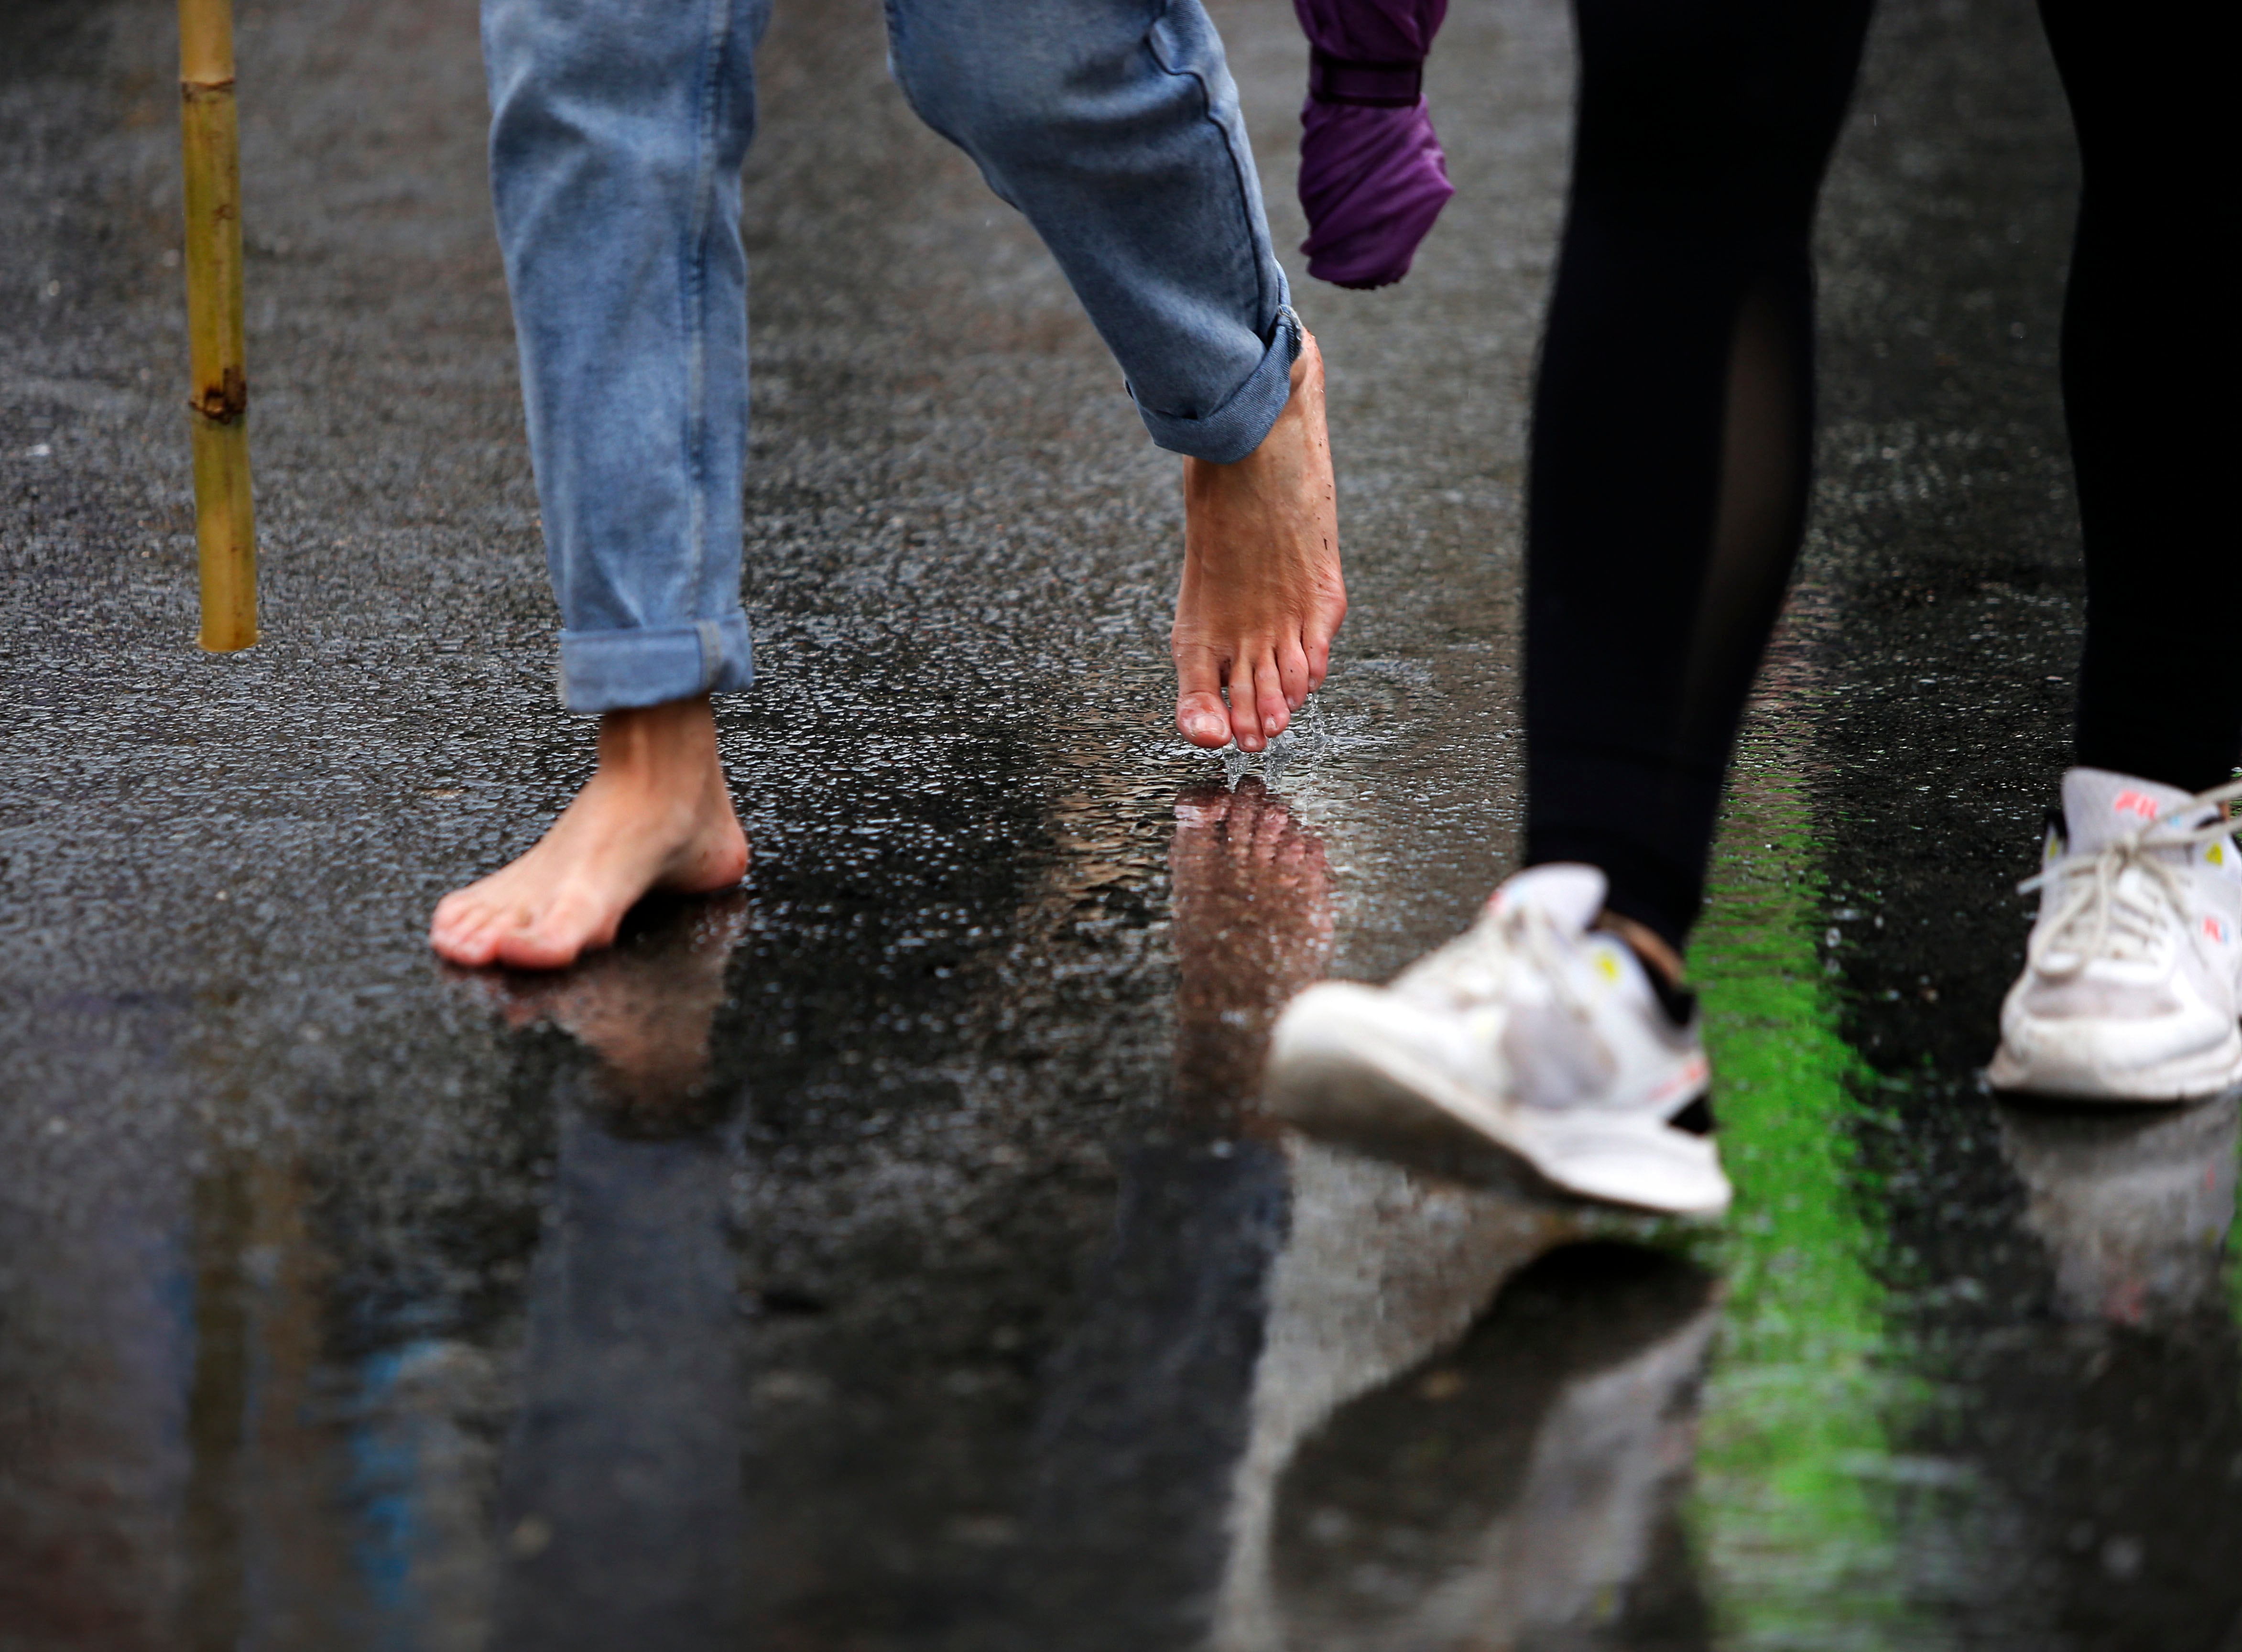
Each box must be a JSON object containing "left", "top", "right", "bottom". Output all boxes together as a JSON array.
[{"left": 3, "top": 0, "right": 2239, "bottom": 1648}]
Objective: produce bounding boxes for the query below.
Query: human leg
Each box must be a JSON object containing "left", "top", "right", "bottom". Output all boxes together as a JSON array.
[
  {"left": 1266, "top": 0, "right": 1872, "bottom": 1214},
  {"left": 2037, "top": 0, "right": 2240, "bottom": 791},
  {"left": 1524, "top": 0, "right": 1873, "bottom": 955},
  {"left": 886, "top": 0, "right": 1345, "bottom": 752},
  {"left": 433, "top": 0, "right": 767, "bottom": 969},
  {"left": 485, "top": 0, "right": 766, "bottom": 711},
  {"left": 1986, "top": 2, "right": 2242, "bottom": 1100}
]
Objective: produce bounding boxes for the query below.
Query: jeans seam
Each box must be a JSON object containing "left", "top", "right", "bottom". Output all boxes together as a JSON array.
[
  {"left": 684, "top": 0, "right": 735, "bottom": 619},
  {"left": 1143, "top": 0, "right": 1274, "bottom": 361},
  {"left": 881, "top": 0, "right": 905, "bottom": 88}
]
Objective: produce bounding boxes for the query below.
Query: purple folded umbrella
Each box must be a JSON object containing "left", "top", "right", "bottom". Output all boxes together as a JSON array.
[{"left": 1293, "top": 0, "right": 1454, "bottom": 290}]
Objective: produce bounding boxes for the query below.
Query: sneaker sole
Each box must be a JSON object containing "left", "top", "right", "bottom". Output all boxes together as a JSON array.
[
  {"left": 1264, "top": 995, "right": 1730, "bottom": 1218},
  {"left": 1987, "top": 1024, "right": 2242, "bottom": 1104}
]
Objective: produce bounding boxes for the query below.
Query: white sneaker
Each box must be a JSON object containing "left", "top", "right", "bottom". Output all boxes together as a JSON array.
[
  {"left": 1989, "top": 768, "right": 2242, "bottom": 1102},
  {"left": 1262, "top": 865, "right": 1729, "bottom": 1217}
]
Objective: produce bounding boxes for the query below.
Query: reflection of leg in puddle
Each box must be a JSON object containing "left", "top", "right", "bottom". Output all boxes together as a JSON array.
[
  {"left": 453, "top": 891, "right": 750, "bottom": 1113},
  {"left": 1171, "top": 779, "right": 1336, "bottom": 1116},
  {"left": 997, "top": 783, "right": 1332, "bottom": 1646},
  {"left": 1010, "top": 1135, "right": 1290, "bottom": 1652},
  {"left": 466, "top": 899, "right": 752, "bottom": 1652},
  {"left": 1270, "top": 1244, "right": 1719, "bottom": 1651},
  {"left": 1997, "top": 1092, "right": 2238, "bottom": 1328},
  {"left": 1932, "top": 1096, "right": 2242, "bottom": 1644}
]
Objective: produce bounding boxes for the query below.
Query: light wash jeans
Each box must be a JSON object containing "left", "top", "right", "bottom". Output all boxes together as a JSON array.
[{"left": 482, "top": 0, "right": 1299, "bottom": 712}]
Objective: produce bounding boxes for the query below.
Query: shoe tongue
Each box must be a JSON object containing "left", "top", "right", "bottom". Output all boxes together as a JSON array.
[
  {"left": 2061, "top": 768, "right": 2198, "bottom": 850},
  {"left": 1491, "top": 863, "right": 1608, "bottom": 933}
]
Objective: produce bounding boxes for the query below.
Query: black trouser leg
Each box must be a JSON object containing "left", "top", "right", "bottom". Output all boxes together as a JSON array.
[
  {"left": 1523, "top": 0, "right": 1872, "bottom": 950},
  {"left": 2042, "top": 0, "right": 2242, "bottom": 792}
]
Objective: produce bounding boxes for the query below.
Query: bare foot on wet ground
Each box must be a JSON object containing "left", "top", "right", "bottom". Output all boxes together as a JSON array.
[
  {"left": 1174, "top": 330, "right": 1347, "bottom": 754},
  {"left": 429, "top": 696, "right": 749, "bottom": 971}
]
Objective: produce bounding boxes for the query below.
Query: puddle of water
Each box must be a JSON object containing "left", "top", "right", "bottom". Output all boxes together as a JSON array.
[
  {"left": 1684, "top": 732, "right": 1939, "bottom": 1650},
  {"left": 1218, "top": 695, "right": 1336, "bottom": 793},
  {"left": 2233, "top": 1228, "right": 2242, "bottom": 1380}
]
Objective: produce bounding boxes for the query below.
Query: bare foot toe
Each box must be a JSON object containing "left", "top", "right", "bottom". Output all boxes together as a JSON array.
[
  {"left": 430, "top": 890, "right": 509, "bottom": 968},
  {"left": 1251, "top": 653, "right": 1290, "bottom": 744},
  {"left": 1278, "top": 636, "right": 1311, "bottom": 712},
  {"left": 1174, "top": 329, "right": 1346, "bottom": 752},
  {"left": 1176, "top": 647, "right": 1237, "bottom": 749}
]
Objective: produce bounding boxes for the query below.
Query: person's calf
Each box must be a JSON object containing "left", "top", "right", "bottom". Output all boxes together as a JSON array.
[{"left": 1173, "top": 331, "right": 1346, "bottom": 754}]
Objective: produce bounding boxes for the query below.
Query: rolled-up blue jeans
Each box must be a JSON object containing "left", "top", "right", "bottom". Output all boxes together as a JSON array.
[{"left": 482, "top": 0, "right": 1300, "bottom": 712}]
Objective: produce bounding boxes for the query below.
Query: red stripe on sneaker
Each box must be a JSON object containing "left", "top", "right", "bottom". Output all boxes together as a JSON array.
[{"left": 1647, "top": 1055, "right": 1710, "bottom": 1107}]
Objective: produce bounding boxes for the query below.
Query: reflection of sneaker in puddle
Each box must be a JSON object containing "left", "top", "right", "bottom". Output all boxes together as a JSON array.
[
  {"left": 1997, "top": 1091, "right": 2239, "bottom": 1327},
  {"left": 1270, "top": 1244, "right": 1719, "bottom": 1650},
  {"left": 1990, "top": 768, "right": 2242, "bottom": 1102},
  {"left": 1263, "top": 866, "right": 1728, "bottom": 1216}
]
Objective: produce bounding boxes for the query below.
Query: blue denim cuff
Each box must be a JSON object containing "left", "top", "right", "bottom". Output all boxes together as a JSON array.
[
  {"left": 1130, "top": 301, "right": 1303, "bottom": 465},
  {"left": 557, "top": 612, "right": 755, "bottom": 712}
]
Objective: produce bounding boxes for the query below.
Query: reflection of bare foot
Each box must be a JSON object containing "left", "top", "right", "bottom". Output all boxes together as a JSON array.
[
  {"left": 430, "top": 698, "right": 749, "bottom": 971},
  {"left": 460, "top": 892, "right": 752, "bottom": 1110},
  {"left": 1174, "top": 333, "right": 1346, "bottom": 755},
  {"left": 1169, "top": 780, "right": 1336, "bottom": 1115}
]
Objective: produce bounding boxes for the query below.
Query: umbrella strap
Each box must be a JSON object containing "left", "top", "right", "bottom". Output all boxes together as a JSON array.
[{"left": 1308, "top": 46, "right": 1423, "bottom": 108}]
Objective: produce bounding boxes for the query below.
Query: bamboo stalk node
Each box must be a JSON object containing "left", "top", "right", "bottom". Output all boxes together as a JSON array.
[{"left": 193, "top": 367, "right": 248, "bottom": 424}]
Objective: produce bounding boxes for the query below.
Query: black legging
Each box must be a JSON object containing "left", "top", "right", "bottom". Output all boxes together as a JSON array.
[{"left": 1522, "top": 0, "right": 2240, "bottom": 951}]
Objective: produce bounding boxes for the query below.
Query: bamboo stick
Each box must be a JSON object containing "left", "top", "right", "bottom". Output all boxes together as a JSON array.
[{"left": 179, "top": 0, "right": 257, "bottom": 652}]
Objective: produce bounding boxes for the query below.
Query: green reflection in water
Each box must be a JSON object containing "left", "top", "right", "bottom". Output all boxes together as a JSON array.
[{"left": 1681, "top": 749, "right": 1937, "bottom": 1651}]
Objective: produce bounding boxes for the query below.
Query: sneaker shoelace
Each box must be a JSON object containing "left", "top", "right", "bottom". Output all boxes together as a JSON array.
[{"left": 2018, "top": 779, "right": 2242, "bottom": 978}]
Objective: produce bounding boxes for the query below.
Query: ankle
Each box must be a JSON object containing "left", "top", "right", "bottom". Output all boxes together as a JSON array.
[
  {"left": 1596, "top": 911, "right": 1684, "bottom": 987},
  {"left": 596, "top": 696, "right": 718, "bottom": 779},
  {"left": 1179, "top": 332, "right": 1323, "bottom": 491}
]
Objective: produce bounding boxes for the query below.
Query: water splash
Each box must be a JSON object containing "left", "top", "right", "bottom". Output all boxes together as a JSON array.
[{"left": 1218, "top": 695, "right": 1332, "bottom": 791}]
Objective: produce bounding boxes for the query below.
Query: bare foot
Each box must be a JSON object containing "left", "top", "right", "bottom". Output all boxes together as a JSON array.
[
  {"left": 429, "top": 697, "right": 749, "bottom": 970},
  {"left": 1174, "top": 330, "right": 1347, "bottom": 754}
]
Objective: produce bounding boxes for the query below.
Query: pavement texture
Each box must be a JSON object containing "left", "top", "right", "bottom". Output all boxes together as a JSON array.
[{"left": 2, "top": 0, "right": 2239, "bottom": 1648}]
